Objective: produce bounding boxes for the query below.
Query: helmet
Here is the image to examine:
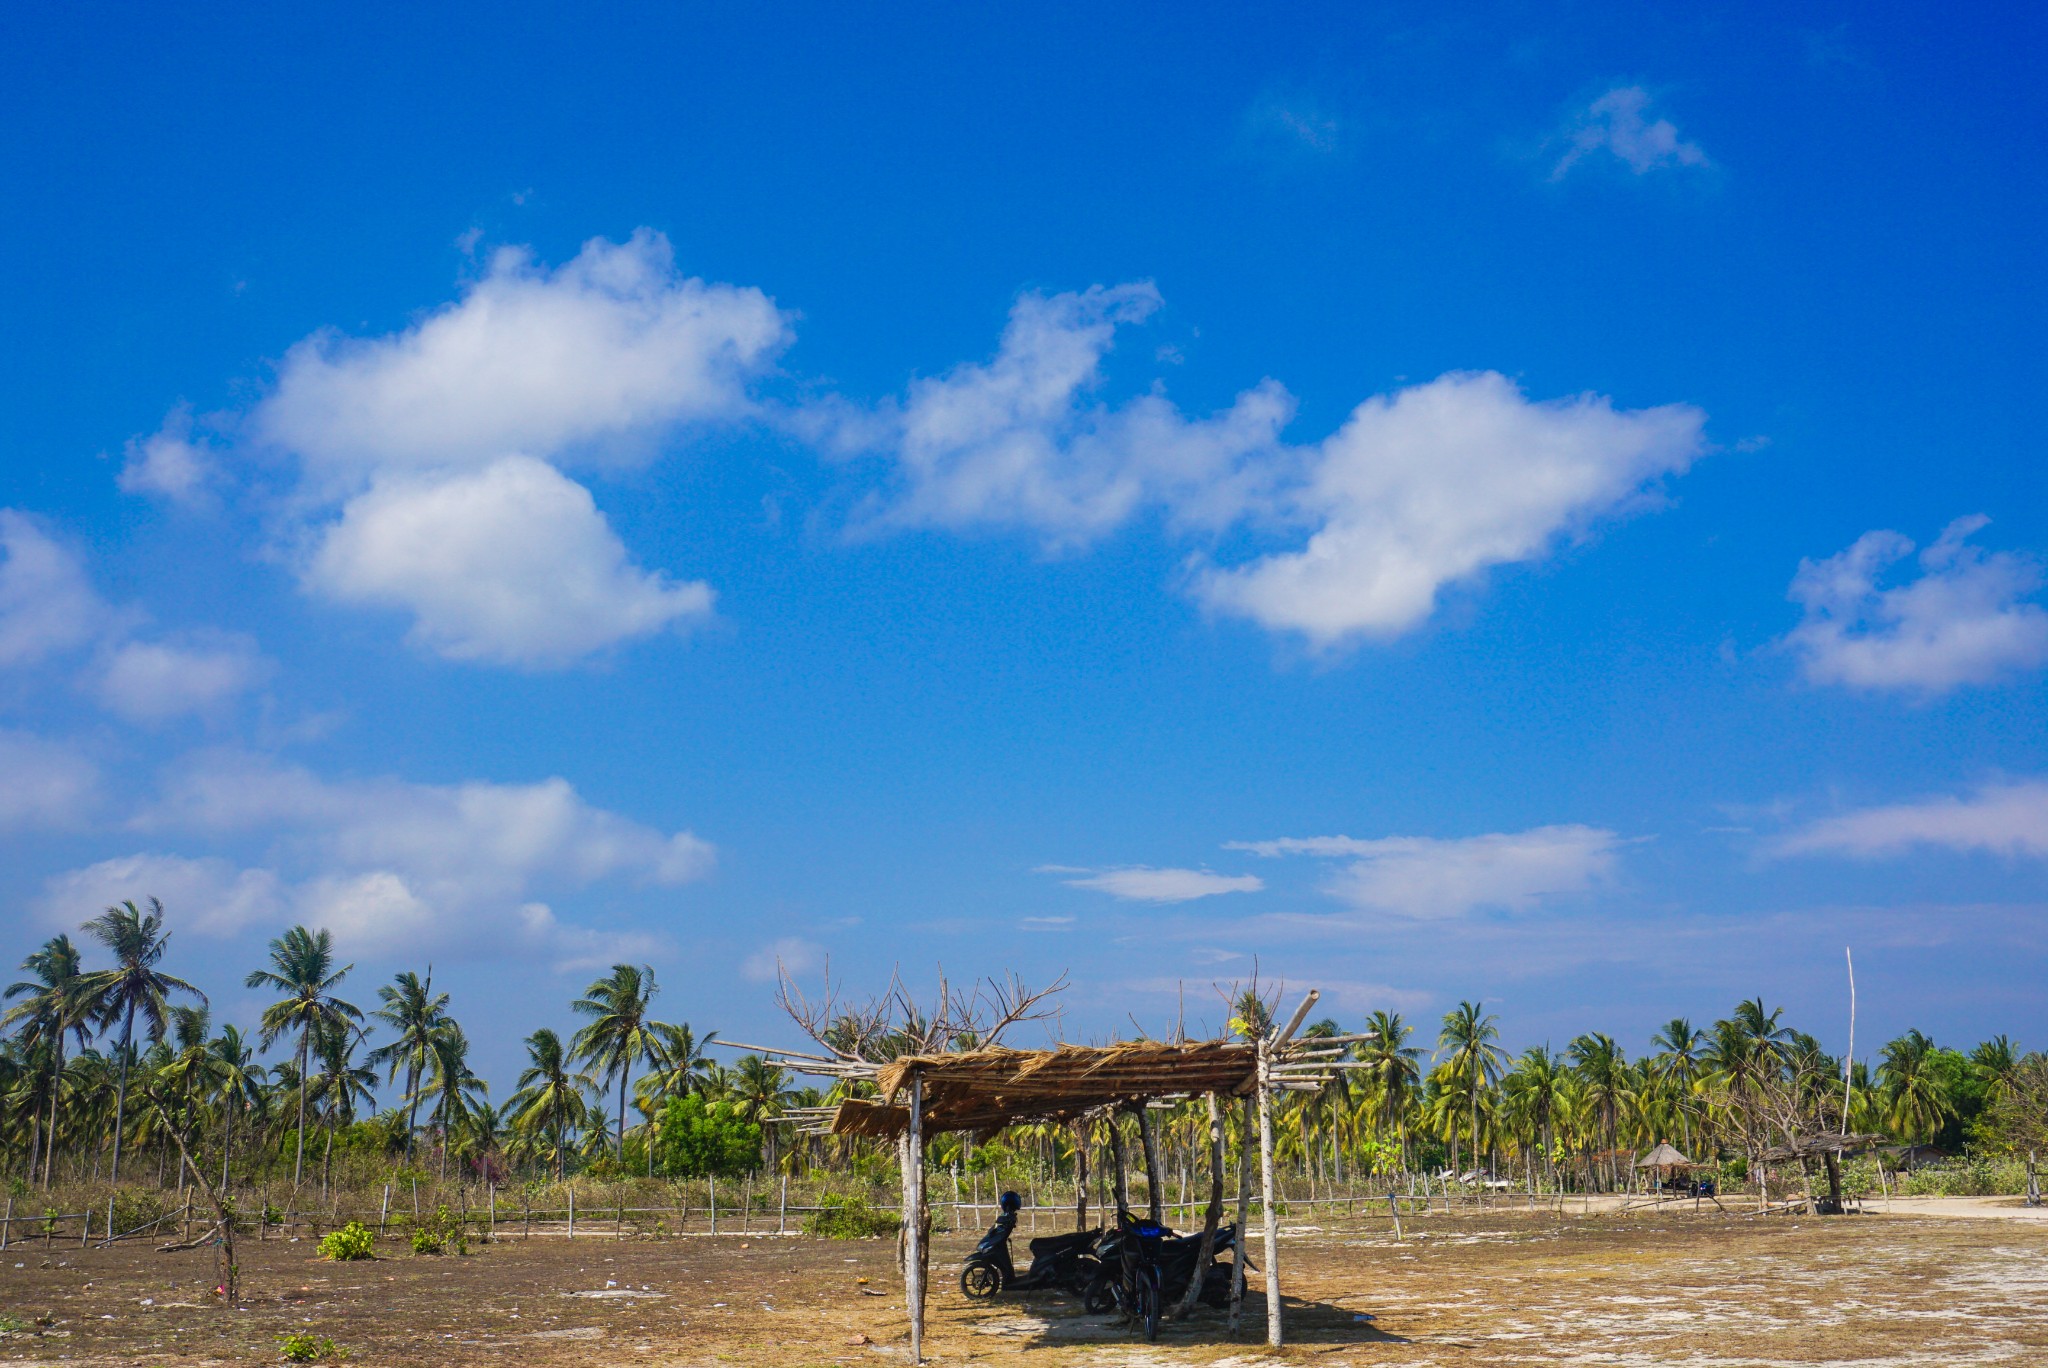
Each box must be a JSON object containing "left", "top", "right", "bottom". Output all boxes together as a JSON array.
[{"left": 1000, "top": 1191, "right": 1021, "bottom": 1213}]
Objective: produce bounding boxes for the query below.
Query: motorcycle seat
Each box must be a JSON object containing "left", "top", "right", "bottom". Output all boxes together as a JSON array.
[{"left": 1027, "top": 1228, "right": 1100, "bottom": 1256}]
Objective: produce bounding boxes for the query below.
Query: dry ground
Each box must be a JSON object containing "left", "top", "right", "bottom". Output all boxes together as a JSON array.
[{"left": 4, "top": 1205, "right": 2047, "bottom": 1366}]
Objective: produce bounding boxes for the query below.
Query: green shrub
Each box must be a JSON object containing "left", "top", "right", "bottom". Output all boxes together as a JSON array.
[
  {"left": 279, "top": 1333, "right": 344, "bottom": 1362},
  {"left": 803, "top": 1194, "right": 899, "bottom": 1240},
  {"left": 317, "top": 1221, "right": 376, "bottom": 1261},
  {"left": 407, "top": 1204, "right": 469, "bottom": 1256},
  {"left": 657, "top": 1094, "right": 763, "bottom": 1179}
]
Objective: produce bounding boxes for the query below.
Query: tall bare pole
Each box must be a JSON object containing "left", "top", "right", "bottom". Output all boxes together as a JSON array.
[
  {"left": 1178, "top": 1092, "right": 1226, "bottom": 1318},
  {"left": 1229, "top": 1093, "right": 1251, "bottom": 1334},
  {"left": 1256, "top": 1035, "right": 1283, "bottom": 1348},
  {"left": 1842, "top": 947, "right": 1856, "bottom": 1135},
  {"left": 903, "top": 1069, "right": 926, "bottom": 1364}
]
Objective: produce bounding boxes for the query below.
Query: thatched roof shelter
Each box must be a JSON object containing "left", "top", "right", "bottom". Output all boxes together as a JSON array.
[
  {"left": 1635, "top": 1141, "right": 1694, "bottom": 1170},
  {"left": 828, "top": 1040, "right": 1266, "bottom": 1138},
  {"left": 727, "top": 987, "right": 1348, "bottom": 1361},
  {"left": 1759, "top": 1132, "right": 1888, "bottom": 1163}
]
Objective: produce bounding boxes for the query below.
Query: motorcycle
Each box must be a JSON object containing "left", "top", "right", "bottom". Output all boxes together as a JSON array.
[
  {"left": 960, "top": 1216, "right": 1103, "bottom": 1299},
  {"left": 1083, "top": 1209, "right": 1248, "bottom": 1339}
]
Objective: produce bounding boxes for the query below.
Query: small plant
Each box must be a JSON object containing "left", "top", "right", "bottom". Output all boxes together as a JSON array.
[
  {"left": 0, "top": 1314, "right": 27, "bottom": 1334},
  {"left": 407, "top": 1204, "right": 469, "bottom": 1256},
  {"left": 803, "top": 1194, "right": 899, "bottom": 1240},
  {"left": 262, "top": 1202, "right": 284, "bottom": 1226},
  {"left": 317, "top": 1221, "right": 376, "bottom": 1261},
  {"left": 278, "top": 1332, "right": 345, "bottom": 1362}
]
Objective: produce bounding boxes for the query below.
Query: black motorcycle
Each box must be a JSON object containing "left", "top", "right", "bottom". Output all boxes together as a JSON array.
[
  {"left": 960, "top": 1216, "right": 1102, "bottom": 1299},
  {"left": 1083, "top": 1210, "right": 1247, "bottom": 1339}
]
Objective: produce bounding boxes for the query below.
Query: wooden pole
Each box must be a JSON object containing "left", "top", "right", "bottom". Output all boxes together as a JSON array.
[
  {"left": 1137, "top": 1105, "right": 1166, "bottom": 1224},
  {"left": 1, "top": 1195, "right": 10, "bottom": 1249},
  {"left": 709, "top": 1175, "right": 717, "bottom": 1235},
  {"left": 568, "top": 1189, "right": 575, "bottom": 1239},
  {"left": 1257, "top": 1038, "right": 1283, "bottom": 1348},
  {"left": 1107, "top": 1112, "right": 1131, "bottom": 1215},
  {"left": 1073, "top": 1119, "right": 1090, "bottom": 1232},
  {"left": 1177, "top": 1092, "right": 1225, "bottom": 1317},
  {"left": 779, "top": 1173, "right": 789, "bottom": 1234},
  {"left": 1229, "top": 1093, "right": 1252, "bottom": 1334},
  {"left": 903, "top": 1068, "right": 926, "bottom": 1365},
  {"left": 379, "top": 1182, "right": 390, "bottom": 1235}
]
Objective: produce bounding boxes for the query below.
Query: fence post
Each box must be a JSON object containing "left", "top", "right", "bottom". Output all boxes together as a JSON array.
[
  {"left": 489, "top": 1184, "right": 496, "bottom": 1241},
  {"left": 709, "top": 1175, "right": 717, "bottom": 1236},
  {"left": 1, "top": 1195, "right": 10, "bottom": 1249},
  {"left": 567, "top": 1189, "right": 575, "bottom": 1240},
  {"left": 379, "top": 1183, "right": 390, "bottom": 1236},
  {"left": 106, "top": 1196, "right": 115, "bottom": 1246},
  {"left": 81, "top": 1204, "right": 91, "bottom": 1248},
  {"left": 779, "top": 1174, "right": 788, "bottom": 1235}
]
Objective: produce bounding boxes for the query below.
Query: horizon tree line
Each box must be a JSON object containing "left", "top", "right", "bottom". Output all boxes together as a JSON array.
[{"left": 3, "top": 900, "right": 2041, "bottom": 1199}]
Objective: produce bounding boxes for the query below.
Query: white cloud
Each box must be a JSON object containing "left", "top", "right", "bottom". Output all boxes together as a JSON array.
[
  {"left": 1194, "top": 372, "right": 1706, "bottom": 643},
  {"left": 741, "top": 936, "right": 824, "bottom": 983},
  {"left": 257, "top": 230, "right": 789, "bottom": 483},
  {"left": 0, "top": 511, "right": 114, "bottom": 667},
  {"left": 104, "top": 750, "right": 717, "bottom": 957},
  {"left": 1055, "top": 866, "right": 1265, "bottom": 903},
  {"left": 305, "top": 455, "right": 714, "bottom": 666},
  {"left": 92, "top": 632, "right": 269, "bottom": 723},
  {"left": 1231, "top": 824, "right": 1624, "bottom": 918},
  {"left": 1774, "top": 781, "right": 2048, "bottom": 860},
  {"left": 1780, "top": 516, "right": 2048, "bottom": 693},
  {"left": 119, "top": 414, "right": 216, "bottom": 505},
  {"left": 834, "top": 285, "right": 1294, "bottom": 547},
  {"left": 0, "top": 729, "right": 100, "bottom": 828},
  {"left": 234, "top": 231, "right": 771, "bottom": 667},
  {"left": 38, "top": 853, "right": 284, "bottom": 937},
  {"left": 1553, "top": 86, "right": 1710, "bottom": 179}
]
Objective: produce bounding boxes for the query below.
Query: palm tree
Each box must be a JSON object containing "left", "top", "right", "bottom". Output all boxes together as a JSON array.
[
  {"left": 731, "top": 1054, "right": 796, "bottom": 1173},
  {"left": 634, "top": 1021, "right": 718, "bottom": 1112},
  {"left": 365, "top": 970, "right": 448, "bottom": 1164},
  {"left": 311, "top": 1020, "right": 378, "bottom": 1196},
  {"left": 77, "top": 899, "right": 206, "bottom": 1182},
  {"left": 1648, "top": 1018, "right": 1706, "bottom": 1156},
  {"left": 1354, "top": 1011, "right": 1422, "bottom": 1168},
  {"left": 1971, "top": 1036, "right": 2021, "bottom": 1100},
  {"left": 1437, "top": 1001, "right": 1506, "bottom": 1180},
  {"left": 1878, "top": 1029, "right": 1952, "bottom": 1144},
  {"left": 423, "top": 1021, "right": 489, "bottom": 1181},
  {"left": 509, "top": 1028, "right": 594, "bottom": 1179},
  {"left": 3, "top": 935, "right": 94, "bottom": 1188},
  {"left": 246, "top": 926, "right": 361, "bottom": 1188},
  {"left": 570, "top": 964, "right": 664, "bottom": 1165},
  {"left": 1502, "top": 1046, "right": 1565, "bottom": 1185},
  {"left": 1567, "top": 1033, "right": 1632, "bottom": 1189},
  {"left": 208, "top": 1024, "right": 264, "bottom": 1193}
]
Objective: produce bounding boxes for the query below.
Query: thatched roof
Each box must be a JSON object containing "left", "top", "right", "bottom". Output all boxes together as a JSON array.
[
  {"left": 1635, "top": 1142, "right": 1694, "bottom": 1169},
  {"left": 1759, "top": 1132, "right": 1889, "bottom": 1163},
  {"left": 826, "top": 1040, "right": 1266, "bottom": 1139}
]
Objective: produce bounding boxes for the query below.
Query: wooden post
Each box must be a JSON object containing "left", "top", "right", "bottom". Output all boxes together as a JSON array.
[
  {"left": 567, "top": 1189, "right": 576, "bottom": 1239},
  {"left": 1229, "top": 1092, "right": 1252, "bottom": 1334},
  {"left": 1, "top": 1195, "right": 11, "bottom": 1249},
  {"left": 1256, "top": 1037, "right": 1283, "bottom": 1348},
  {"left": 379, "top": 1182, "right": 390, "bottom": 1235},
  {"left": 1388, "top": 1190, "right": 1402, "bottom": 1240},
  {"left": 1176, "top": 1092, "right": 1226, "bottom": 1317},
  {"left": 902, "top": 1068, "right": 927, "bottom": 1365},
  {"left": 81, "top": 1203, "right": 91, "bottom": 1247},
  {"left": 1107, "top": 1111, "right": 1131, "bottom": 1215},
  {"left": 106, "top": 1196, "right": 115, "bottom": 1246},
  {"left": 779, "top": 1173, "right": 788, "bottom": 1234},
  {"left": 1073, "top": 1119, "right": 1090, "bottom": 1232},
  {"left": 1137, "top": 1105, "right": 1165, "bottom": 1224},
  {"left": 488, "top": 1184, "right": 496, "bottom": 1241},
  {"left": 709, "top": 1175, "right": 717, "bottom": 1235}
]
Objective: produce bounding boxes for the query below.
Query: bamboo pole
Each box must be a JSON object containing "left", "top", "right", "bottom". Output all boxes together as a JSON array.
[
  {"left": 1257, "top": 1038, "right": 1283, "bottom": 1349},
  {"left": 903, "top": 1068, "right": 926, "bottom": 1365},
  {"left": 1229, "top": 1093, "right": 1251, "bottom": 1334},
  {"left": 1176, "top": 1092, "right": 1225, "bottom": 1318}
]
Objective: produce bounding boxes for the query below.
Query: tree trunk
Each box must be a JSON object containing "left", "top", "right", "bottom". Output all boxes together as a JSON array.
[
  {"left": 1073, "top": 1120, "right": 1090, "bottom": 1231},
  {"left": 404, "top": 1058, "right": 422, "bottom": 1163},
  {"left": 1177, "top": 1093, "right": 1225, "bottom": 1318},
  {"left": 1106, "top": 1112, "right": 1131, "bottom": 1214},
  {"left": 1136, "top": 1105, "right": 1165, "bottom": 1223},
  {"left": 110, "top": 999, "right": 137, "bottom": 1182},
  {"left": 293, "top": 1027, "right": 310, "bottom": 1188}
]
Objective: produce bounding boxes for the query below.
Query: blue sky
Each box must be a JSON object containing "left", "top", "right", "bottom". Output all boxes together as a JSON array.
[{"left": 3, "top": 2, "right": 2044, "bottom": 1089}]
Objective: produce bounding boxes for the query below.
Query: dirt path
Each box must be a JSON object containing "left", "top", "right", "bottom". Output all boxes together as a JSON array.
[{"left": 3, "top": 1209, "right": 2046, "bottom": 1365}]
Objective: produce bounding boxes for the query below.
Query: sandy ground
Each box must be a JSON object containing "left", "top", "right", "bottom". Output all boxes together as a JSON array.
[{"left": 3, "top": 1204, "right": 2047, "bottom": 1366}]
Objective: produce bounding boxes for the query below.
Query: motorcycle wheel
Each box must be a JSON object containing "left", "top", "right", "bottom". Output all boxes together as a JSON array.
[
  {"left": 1137, "top": 1270, "right": 1160, "bottom": 1342},
  {"left": 960, "top": 1261, "right": 1003, "bottom": 1299},
  {"left": 1067, "top": 1255, "right": 1102, "bottom": 1296},
  {"left": 1083, "top": 1274, "right": 1119, "bottom": 1315}
]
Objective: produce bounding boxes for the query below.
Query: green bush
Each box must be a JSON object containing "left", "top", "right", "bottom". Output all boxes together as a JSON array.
[
  {"left": 317, "top": 1221, "right": 376, "bottom": 1261},
  {"left": 407, "top": 1204, "right": 469, "bottom": 1256},
  {"left": 279, "top": 1333, "right": 344, "bottom": 1362},
  {"left": 803, "top": 1194, "right": 899, "bottom": 1240},
  {"left": 657, "top": 1095, "right": 762, "bottom": 1179}
]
